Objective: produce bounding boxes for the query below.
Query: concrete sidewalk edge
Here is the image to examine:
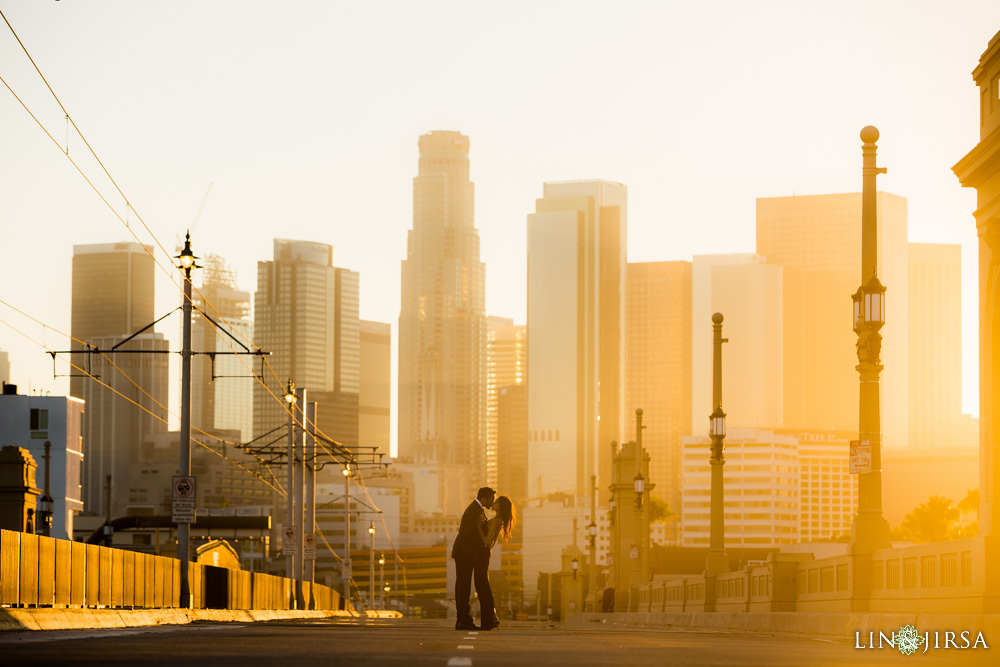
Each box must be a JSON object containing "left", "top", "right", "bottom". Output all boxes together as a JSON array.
[
  {"left": 0, "top": 608, "right": 401, "bottom": 632},
  {"left": 569, "top": 612, "right": 1000, "bottom": 639}
]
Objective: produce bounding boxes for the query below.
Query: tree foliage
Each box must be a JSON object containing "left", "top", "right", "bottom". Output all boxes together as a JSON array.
[
  {"left": 648, "top": 495, "right": 674, "bottom": 524},
  {"left": 891, "top": 491, "right": 979, "bottom": 543}
]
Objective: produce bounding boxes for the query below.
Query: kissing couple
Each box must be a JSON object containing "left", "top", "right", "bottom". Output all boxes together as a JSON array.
[{"left": 451, "top": 486, "right": 517, "bottom": 631}]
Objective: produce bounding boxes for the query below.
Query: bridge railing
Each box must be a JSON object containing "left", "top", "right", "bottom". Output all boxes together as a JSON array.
[
  {"left": 869, "top": 536, "right": 983, "bottom": 613},
  {"left": 0, "top": 529, "right": 341, "bottom": 611}
]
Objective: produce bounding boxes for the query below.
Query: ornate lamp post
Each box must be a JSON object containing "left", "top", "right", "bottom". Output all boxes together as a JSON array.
[
  {"left": 851, "top": 125, "right": 891, "bottom": 546},
  {"left": 176, "top": 232, "right": 198, "bottom": 607},
  {"left": 705, "top": 313, "right": 729, "bottom": 579},
  {"left": 39, "top": 441, "right": 52, "bottom": 537},
  {"left": 368, "top": 521, "right": 376, "bottom": 610},
  {"left": 588, "top": 474, "right": 598, "bottom": 612}
]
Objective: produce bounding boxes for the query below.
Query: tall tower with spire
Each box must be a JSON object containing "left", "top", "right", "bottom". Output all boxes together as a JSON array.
[{"left": 398, "top": 131, "right": 487, "bottom": 508}]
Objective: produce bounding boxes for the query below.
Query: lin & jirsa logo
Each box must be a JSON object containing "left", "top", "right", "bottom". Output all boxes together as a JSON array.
[{"left": 855, "top": 624, "right": 989, "bottom": 654}]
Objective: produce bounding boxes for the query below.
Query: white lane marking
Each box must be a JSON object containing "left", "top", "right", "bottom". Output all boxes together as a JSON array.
[
  {"left": 467, "top": 632, "right": 478, "bottom": 635},
  {"left": 457, "top": 644, "right": 475, "bottom": 649},
  {"left": 447, "top": 658, "right": 473, "bottom": 666}
]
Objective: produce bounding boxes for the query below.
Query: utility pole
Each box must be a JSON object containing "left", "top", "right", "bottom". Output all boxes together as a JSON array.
[
  {"left": 294, "top": 387, "right": 307, "bottom": 610},
  {"left": 343, "top": 464, "right": 351, "bottom": 607},
  {"left": 305, "top": 401, "right": 317, "bottom": 610},
  {"left": 177, "top": 232, "right": 198, "bottom": 608}
]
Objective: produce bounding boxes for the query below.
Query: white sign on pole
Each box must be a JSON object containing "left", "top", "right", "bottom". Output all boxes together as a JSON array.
[
  {"left": 342, "top": 558, "right": 352, "bottom": 577},
  {"left": 283, "top": 524, "right": 298, "bottom": 555},
  {"left": 850, "top": 440, "right": 872, "bottom": 474},
  {"left": 172, "top": 476, "right": 196, "bottom": 523},
  {"left": 303, "top": 532, "right": 316, "bottom": 560}
]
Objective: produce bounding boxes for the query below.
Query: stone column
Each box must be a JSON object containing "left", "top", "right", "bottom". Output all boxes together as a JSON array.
[{"left": 0, "top": 446, "right": 40, "bottom": 532}]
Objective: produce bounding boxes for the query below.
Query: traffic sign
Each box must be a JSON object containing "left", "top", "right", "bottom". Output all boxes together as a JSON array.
[
  {"left": 172, "top": 476, "right": 196, "bottom": 524},
  {"left": 342, "top": 558, "right": 352, "bottom": 576},
  {"left": 850, "top": 440, "right": 872, "bottom": 474},
  {"left": 283, "top": 524, "right": 298, "bottom": 556},
  {"left": 304, "top": 532, "right": 316, "bottom": 560}
]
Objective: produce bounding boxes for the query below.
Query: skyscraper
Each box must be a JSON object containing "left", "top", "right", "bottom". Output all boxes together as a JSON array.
[
  {"left": 487, "top": 318, "right": 527, "bottom": 494},
  {"left": 526, "top": 179, "right": 627, "bottom": 499},
  {"left": 359, "top": 319, "right": 391, "bottom": 455},
  {"left": 253, "top": 240, "right": 360, "bottom": 449},
  {"left": 691, "top": 254, "right": 783, "bottom": 432},
  {"left": 83, "top": 333, "right": 169, "bottom": 518},
  {"left": 70, "top": 242, "right": 156, "bottom": 400},
  {"left": 908, "top": 243, "right": 963, "bottom": 449},
  {"left": 191, "top": 254, "right": 253, "bottom": 442},
  {"left": 625, "top": 261, "right": 692, "bottom": 538},
  {"left": 756, "top": 192, "right": 909, "bottom": 449},
  {"left": 70, "top": 242, "right": 166, "bottom": 516},
  {"left": 398, "top": 131, "right": 487, "bottom": 497}
]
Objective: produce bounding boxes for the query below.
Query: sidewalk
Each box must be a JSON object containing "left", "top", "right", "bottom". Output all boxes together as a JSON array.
[
  {"left": 569, "top": 611, "right": 1000, "bottom": 639},
  {"left": 0, "top": 608, "right": 401, "bottom": 632}
]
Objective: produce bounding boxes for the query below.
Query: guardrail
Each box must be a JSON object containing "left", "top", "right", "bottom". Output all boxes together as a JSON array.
[{"left": 0, "top": 530, "right": 341, "bottom": 610}]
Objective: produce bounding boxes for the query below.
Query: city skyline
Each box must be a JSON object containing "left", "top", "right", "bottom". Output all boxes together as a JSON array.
[{"left": 1, "top": 2, "right": 997, "bottom": 460}]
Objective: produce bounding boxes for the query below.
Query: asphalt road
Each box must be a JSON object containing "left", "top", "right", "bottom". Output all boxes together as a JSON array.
[{"left": 0, "top": 617, "right": 995, "bottom": 666}]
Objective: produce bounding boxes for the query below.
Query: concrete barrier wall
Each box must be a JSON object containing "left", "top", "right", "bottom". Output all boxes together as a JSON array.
[
  {"left": 0, "top": 529, "right": 341, "bottom": 612},
  {"left": 715, "top": 570, "right": 749, "bottom": 612},
  {"left": 869, "top": 537, "right": 984, "bottom": 613},
  {"left": 795, "top": 554, "right": 852, "bottom": 612}
]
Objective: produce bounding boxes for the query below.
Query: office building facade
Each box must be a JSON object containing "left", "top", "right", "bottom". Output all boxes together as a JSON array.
[{"left": 526, "top": 179, "right": 627, "bottom": 500}]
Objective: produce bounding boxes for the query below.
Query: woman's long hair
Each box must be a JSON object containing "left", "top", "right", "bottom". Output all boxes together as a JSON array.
[{"left": 496, "top": 495, "right": 517, "bottom": 542}]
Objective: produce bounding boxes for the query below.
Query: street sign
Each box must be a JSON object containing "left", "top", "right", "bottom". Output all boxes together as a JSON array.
[
  {"left": 630, "top": 544, "right": 639, "bottom": 560},
  {"left": 605, "top": 553, "right": 614, "bottom": 566},
  {"left": 283, "top": 524, "right": 298, "bottom": 556},
  {"left": 303, "top": 532, "right": 316, "bottom": 560},
  {"left": 850, "top": 440, "right": 872, "bottom": 474},
  {"left": 172, "top": 476, "right": 196, "bottom": 524},
  {"left": 342, "top": 558, "right": 352, "bottom": 577}
]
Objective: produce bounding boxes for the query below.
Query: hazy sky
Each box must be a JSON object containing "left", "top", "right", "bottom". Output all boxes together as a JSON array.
[{"left": 1, "top": 1, "right": 997, "bottom": 454}]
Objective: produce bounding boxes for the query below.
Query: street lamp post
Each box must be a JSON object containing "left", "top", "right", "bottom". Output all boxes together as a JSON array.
[
  {"left": 588, "top": 474, "right": 598, "bottom": 613},
  {"left": 852, "top": 126, "right": 891, "bottom": 546},
  {"left": 706, "top": 312, "right": 729, "bottom": 580},
  {"left": 342, "top": 465, "right": 351, "bottom": 607},
  {"left": 40, "top": 441, "right": 52, "bottom": 537},
  {"left": 177, "top": 232, "right": 198, "bottom": 608},
  {"left": 284, "top": 381, "right": 297, "bottom": 607},
  {"left": 368, "top": 521, "right": 375, "bottom": 610},
  {"left": 379, "top": 553, "right": 385, "bottom": 609}
]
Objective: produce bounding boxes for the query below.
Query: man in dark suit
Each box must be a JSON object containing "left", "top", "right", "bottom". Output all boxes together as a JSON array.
[{"left": 452, "top": 486, "right": 495, "bottom": 630}]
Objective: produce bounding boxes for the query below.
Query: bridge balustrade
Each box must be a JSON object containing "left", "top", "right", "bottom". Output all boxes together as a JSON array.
[{"left": 0, "top": 529, "right": 340, "bottom": 611}]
